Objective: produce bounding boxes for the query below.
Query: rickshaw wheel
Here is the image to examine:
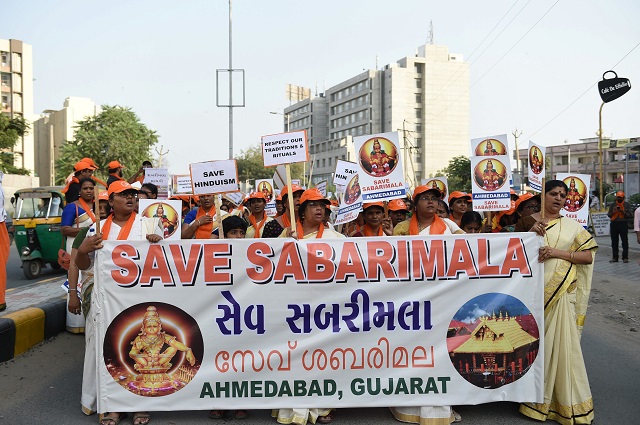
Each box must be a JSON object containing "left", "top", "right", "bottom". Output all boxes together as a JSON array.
[{"left": 23, "top": 260, "right": 42, "bottom": 279}]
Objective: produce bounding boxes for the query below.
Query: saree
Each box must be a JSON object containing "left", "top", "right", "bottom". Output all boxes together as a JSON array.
[{"left": 520, "top": 217, "right": 597, "bottom": 425}]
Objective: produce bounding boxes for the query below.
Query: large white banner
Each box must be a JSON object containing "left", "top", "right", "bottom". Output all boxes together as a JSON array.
[{"left": 94, "top": 233, "right": 543, "bottom": 412}]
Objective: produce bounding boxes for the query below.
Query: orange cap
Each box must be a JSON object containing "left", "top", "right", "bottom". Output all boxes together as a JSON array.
[
  {"left": 108, "top": 160, "right": 125, "bottom": 169},
  {"left": 388, "top": 199, "right": 408, "bottom": 211},
  {"left": 98, "top": 191, "right": 109, "bottom": 201},
  {"left": 299, "top": 188, "right": 330, "bottom": 205},
  {"left": 448, "top": 191, "right": 471, "bottom": 204},
  {"left": 74, "top": 161, "right": 92, "bottom": 172},
  {"left": 248, "top": 191, "right": 266, "bottom": 200},
  {"left": 363, "top": 201, "right": 384, "bottom": 210},
  {"left": 616, "top": 191, "right": 625, "bottom": 197},
  {"left": 81, "top": 158, "right": 99, "bottom": 169},
  {"left": 280, "top": 184, "right": 305, "bottom": 198},
  {"left": 107, "top": 180, "right": 136, "bottom": 196},
  {"left": 515, "top": 193, "right": 540, "bottom": 211},
  {"left": 413, "top": 184, "right": 443, "bottom": 202}
]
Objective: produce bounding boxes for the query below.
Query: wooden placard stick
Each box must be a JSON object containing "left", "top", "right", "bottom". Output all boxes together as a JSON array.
[
  {"left": 214, "top": 194, "right": 224, "bottom": 239},
  {"left": 285, "top": 164, "right": 296, "bottom": 235},
  {"left": 540, "top": 177, "right": 546, "bottom": 220},
  {"left": 337, "top": 192, "right": 344, "bottom": 235},
  {"left": 94, "top": 185, "right": 101, "bottom": 234}
]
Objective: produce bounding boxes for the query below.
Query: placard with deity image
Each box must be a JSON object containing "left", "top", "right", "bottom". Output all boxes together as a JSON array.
[
  {"left": 352, "top": 131, "right": 406, "bottom": 201},
  {"left": 528, "top": 141, "right": 545, "bottom": 192},
  {"left": 421, "top": 176, "right": 448, "bottom": 200},
  {"left": 471, "top": 134, "right": 509, "bottom": 157},
  {"left": 255, "top": 178, "right": 277, "bottom": 216},
  {"left": 556, "top": 173, "right": 591, "bottom": 228},
  {"left": 139, "top": 199, "right": 183, "bottom": 240},
  {"left": 470, "top": 156, "right": 512, "bottom": 211}
]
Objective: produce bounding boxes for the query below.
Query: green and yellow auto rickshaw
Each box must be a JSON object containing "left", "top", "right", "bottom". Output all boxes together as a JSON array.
[{"left": 11, "top": 186, "right": 66, "bottom": 279}]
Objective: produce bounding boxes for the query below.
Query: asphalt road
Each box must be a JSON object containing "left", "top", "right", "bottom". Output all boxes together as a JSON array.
[{"left": 6, "top": 239, "right": 67, "bottom": 289}]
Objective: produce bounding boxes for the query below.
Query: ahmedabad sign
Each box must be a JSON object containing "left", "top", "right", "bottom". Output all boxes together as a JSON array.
[{"left": 94, "top": 234, "right": 543, "bottom": 413}]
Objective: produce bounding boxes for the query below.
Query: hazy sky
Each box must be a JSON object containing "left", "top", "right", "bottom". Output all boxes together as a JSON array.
[{"left": 4, "top": 0, "right": 639, "bottom": 174}]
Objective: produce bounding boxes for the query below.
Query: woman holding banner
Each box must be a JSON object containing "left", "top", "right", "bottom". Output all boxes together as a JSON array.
[{"left": 518, "top": 180, "right": 597, "bottom": 425}]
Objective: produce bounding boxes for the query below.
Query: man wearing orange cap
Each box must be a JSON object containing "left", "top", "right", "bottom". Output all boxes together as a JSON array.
[
  {"left": 245, "top": 192, "right": 272, "bottom": 238},
  {"left": 106, "top": 160, "right": 126, "bottom": 188},
  {"left": 352, "top": 202, "right": 393, "bottom": 237},
  {"left": 607, "top": 190, "right": 632, "bottom": 263},
  {"left": 448, "top": 191, "right": 471, "bottom": 226},
  {"left": 63, "top": 161, "right": 95, "bottom": 203},
  {"left": 387, "top": 199, "right": 409, "bottom": 228}
]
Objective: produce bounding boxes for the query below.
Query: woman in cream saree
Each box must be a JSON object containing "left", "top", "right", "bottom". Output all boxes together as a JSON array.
[{"left": 519, "top": 180, "right": 597, "bottom": 425}]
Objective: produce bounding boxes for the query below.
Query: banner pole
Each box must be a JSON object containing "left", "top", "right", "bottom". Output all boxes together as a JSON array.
[
  {"left": 285, "top": 164, "right": 296, "bottom": 235},
  {"left": 215, "top": 195, "right": 225, "bottom": 239}
]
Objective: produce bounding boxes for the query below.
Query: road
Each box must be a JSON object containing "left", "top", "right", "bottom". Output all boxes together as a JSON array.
[
  {"left": 1, "top": 236, "right": 639, "bottom": 424},
  {"left": 5, "top": 239, "right": 67, "bottom": 290}
]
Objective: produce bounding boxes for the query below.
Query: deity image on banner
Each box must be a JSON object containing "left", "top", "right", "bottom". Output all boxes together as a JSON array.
[
  {"left": 473, "top": 159, "right": 507, "bottom": 191},
  {"left": 103, "top": 303, "right": 204, "bottom": 397},
  {"left": 529, "top": 146, "right": 544, "bottom": 175},
  {"left": 424, "top": 179, "right": 446, "bottom": 197},
  {"left": 447, "top": 293, "right": 540, "bottom": 389},
  {"left": 474, "top": 139, "right": 507, "bottom": 156},
  {"left": 358, "top": 137, "right": 399, "bottom": 177},
  {"left": 257, "top": 181, "right": 274, "bottom": 203},
  {"left": 344, "top": 174, "right": 362, "bottom": 205},
  {"left": 141, "top": 202, "right": 179, "bottom": 238},
  {"left": 562, "top": 176, "right": 587, "bottom": 212}
]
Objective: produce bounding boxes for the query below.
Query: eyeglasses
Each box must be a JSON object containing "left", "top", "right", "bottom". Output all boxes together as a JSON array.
[
  {"left": 418, "top": 196, "right": 439, "bottom": 202},
  {"left": 306, "top": 201, "right": 326, "bottom": 208},
  {"left": 115, "top": 192, "right": 138, "bottom": 199}
]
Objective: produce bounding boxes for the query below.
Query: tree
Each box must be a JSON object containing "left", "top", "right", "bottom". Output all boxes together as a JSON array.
[
  {"left": 236, "top": 143, "right": 304, "bottom": 188},
  {"left": 0, "top": 114, "right": 31, "bottom": 175},
  {"left": 55, "top": 105, "right": 158, "bottom": 184},
  {"left": 437, "top": 155, "right": 471, "bottom": 192}
]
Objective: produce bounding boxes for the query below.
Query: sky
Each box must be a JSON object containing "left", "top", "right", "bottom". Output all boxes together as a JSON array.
[{"left": 4, "top": 0, "right": 640, "bottom": 175}]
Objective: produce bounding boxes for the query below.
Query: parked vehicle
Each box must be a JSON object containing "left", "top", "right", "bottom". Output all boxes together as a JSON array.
[{"left": 11, "top": 187, "right": 66, "bottom": 278}]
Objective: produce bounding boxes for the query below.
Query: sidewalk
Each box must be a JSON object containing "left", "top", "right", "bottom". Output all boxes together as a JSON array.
[{"left": 1, "top": 234, "right": 638, "bottom": 363}]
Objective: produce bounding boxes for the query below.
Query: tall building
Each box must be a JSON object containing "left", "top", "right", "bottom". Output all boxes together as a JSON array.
[
  {"left": 280, "top": 43, "right": 470, "bottom": 187},
  {"left": 1, "top": 39, "right": 35, "bottom": 174},
  {"left": 33, "top": 97, "right": 101, "bottom": 185}
]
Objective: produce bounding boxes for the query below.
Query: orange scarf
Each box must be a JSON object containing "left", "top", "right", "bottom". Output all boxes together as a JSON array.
[
  {"left": 92, "top": 176, "right": 108, "bottom": 188},
  {"left": 362, "top": 224, "right": 383, "bottom": 237},
  {"left": 101, "top": 213, "right": 136, "bottom": 240},
  {"left": 281, "top": 213, "right": 292, "bottom": 229},
  {"left": 409, "top": 213, "right": 447, "bottom": 235},
  {"left": 77, "top": 198, "right": 96, "bottom": 223},
  {"left": 195, "top": 207, "right": 215, "bottom": 239},
  {"left": 449, "top": 213, "right": 462, "bottom": 226},
  {"left": 248, "top": 213, "right": 268, "bottom": 238},
  {"left": 297, "top": 221, "right": 325, "bottom": 239},
  {"left": 611, "top": 201, "right": 625, "bottom": 221},
  {"left": 61, "top": 176, "right": 79, "bottom": 194}
]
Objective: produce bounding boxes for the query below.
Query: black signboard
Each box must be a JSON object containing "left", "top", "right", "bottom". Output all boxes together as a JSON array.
[{"left": 598, "top": 70, "right": 631, "bottom": 103}]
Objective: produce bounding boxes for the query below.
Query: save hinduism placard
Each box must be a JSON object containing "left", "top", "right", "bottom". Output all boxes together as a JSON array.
[
  {"left": 352, "top": 132, "right": 406, "bottom": 201},
  {"left": 556, "top": 173, "right": 591, "bottom": 228},
  {"left": 94, "top": 233, "right": 544, "bottom": 412},
  {"left": 189, "top": 159, "right": 239, "bottom": 195}
]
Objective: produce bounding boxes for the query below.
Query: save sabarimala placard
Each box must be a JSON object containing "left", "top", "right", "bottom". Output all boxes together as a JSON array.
[{"left": 94, "top": 233, "right": 543, "bottom": 412}]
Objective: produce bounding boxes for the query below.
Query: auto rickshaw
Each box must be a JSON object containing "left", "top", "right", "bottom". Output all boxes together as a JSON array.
[{"left": 11, "top": 186, "right": 66, "bottom": 279}]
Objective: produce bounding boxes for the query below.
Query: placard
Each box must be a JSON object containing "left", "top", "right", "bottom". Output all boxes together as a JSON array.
[
  {"left": 352, "top": 132, "right": 406, "bottom": 201},
  {"left": 173, "top": 174, "right": 193, "bottom": 194},
  {"left": 138, "top": 199, "right": 182, "bottom": 240},
  {"left": 255, "top": 179, "right": 277, "bottom": 216},
  {"left": 421, "top": 176, "right": 448, "bottom": 200},
  {"left": 189, "top": 160, "right": 239, "bottom": 195},
  {"left": 333, "top": 160, "right": 360, "bottom": 193},
  {"left": 262, "top": 131, "right": 309, "bottom": 167},
  {"left": 334, "top": 172, "right": 363, "bottom": 225},
  {"left": 470, "top": 156, "right": 511, "bottom": 211},
  {"left": 590, "top": 212, "right": 610, "bottom": 236},
  {"left": 557, "top": 173, "right": 591, "bottom": 228},
  {"left": 470, "top": 134, "right": 509, "bottom": 157},
  {"left": 315, "top": 180, "right": 328, "bottom": 198},
  {"left": 143, "top": 168, "right": 169, "bottom": 187},
  {"left": 528, "top": 142, "right": 545, "bottom": 192},
  {"left": 95, "top": 233, "right": 543, "bottom": 412}
]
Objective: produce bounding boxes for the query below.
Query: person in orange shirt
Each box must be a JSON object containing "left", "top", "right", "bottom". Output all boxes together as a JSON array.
[
  {"left": 181, "top": 194, "right": 216, "bottom": 239},
  {"left": 607, "top": 190, "right": 633, "bottom": 263}
]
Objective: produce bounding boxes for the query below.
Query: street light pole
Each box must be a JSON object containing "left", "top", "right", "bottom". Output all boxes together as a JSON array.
[{"left": 228, "top": 0, "right": 233, "bottom": 159}]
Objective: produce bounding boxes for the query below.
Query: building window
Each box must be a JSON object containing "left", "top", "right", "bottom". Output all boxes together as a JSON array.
[
  {"left": 415, "top": 94, "right": 422, "bottom": 103},
  {"left": 415, "top": 109, "right": 422, "bottom": 118},
  {"left": 0, "top": 52, "right": 8, "bottom": 66},
  {"left": 415, "top": 124, "right": 422, "bottom": 132},
  {"left": 416, "top": 79, "right": 422, "bottom": 88}
]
